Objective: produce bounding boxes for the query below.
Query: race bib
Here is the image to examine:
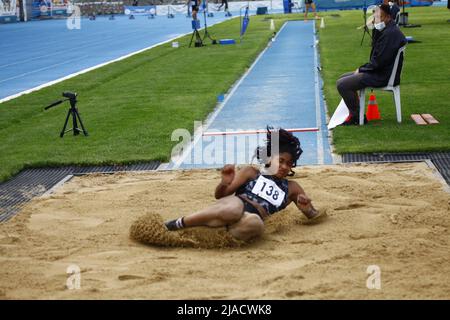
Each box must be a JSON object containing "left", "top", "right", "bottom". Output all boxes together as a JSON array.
[{"left": 251, "top": 176, "right": 285, "bottom": 207}]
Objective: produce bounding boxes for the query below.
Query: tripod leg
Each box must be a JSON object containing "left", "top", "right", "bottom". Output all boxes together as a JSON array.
[
  {"left": 196, "top": 30, "right": 203, "bottom": 46},
  {"left": 74, "top": 109, "right": 89, "bottom": 136},
  {"left": 60, "top": 108, "right": 72, "bottom": 138},
  {"left": 202, "top": 29, "right": 212, "bottom": 42},
  {"left": 72, "top": 109, "right": 79, "bottom": 135},
  {"left": 189, "top": 29, "right": 196, "bottom": 48},
  {"left": 360, "top": 27, "right": 369, "bottom": 46}
]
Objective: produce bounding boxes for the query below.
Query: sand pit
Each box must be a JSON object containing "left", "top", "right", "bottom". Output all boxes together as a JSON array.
[{"left": 1, "top": 162, "right": 449, "bottom": 299}]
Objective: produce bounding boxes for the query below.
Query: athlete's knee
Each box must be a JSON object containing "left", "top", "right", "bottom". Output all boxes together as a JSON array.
[
  {"left": 245, "top": 215, "right": 264, "bottom": 236},
  {"left": 336, "top": 78, "right": 345, "bottom": 93},
  {"left": 230, "top": 215, "right": 264, "bottom": 241}
]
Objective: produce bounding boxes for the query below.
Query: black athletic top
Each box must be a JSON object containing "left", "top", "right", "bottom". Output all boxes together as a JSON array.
[{"left": 235, "top": 173, "right": 289, "bottom": 215}]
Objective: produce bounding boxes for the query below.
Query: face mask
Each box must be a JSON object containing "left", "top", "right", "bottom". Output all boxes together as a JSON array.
[{"left": 374, "top": 21, "right": 386, "bottom": 31}]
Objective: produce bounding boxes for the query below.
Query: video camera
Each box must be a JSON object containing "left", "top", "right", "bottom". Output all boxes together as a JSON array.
[{"left": 63, "top": 92, "right": 77, "bottom": 100}]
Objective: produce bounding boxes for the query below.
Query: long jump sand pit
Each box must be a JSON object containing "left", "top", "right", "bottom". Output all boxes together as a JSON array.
[{"left": 1, "top": 162, "right": 449, "bottom": 299}]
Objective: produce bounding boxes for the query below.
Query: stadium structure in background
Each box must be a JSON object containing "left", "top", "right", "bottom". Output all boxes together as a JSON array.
[{"left": 0, "top": 0, "right": 437, "bottom": 23}]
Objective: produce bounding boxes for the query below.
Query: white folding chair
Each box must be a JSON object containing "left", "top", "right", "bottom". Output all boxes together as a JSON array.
[
  {"left": 359, "top": 45, "right": 406, "bottom": 125},
  {"left": 395, "top": 11, "right": 400, "bottom": 26}
]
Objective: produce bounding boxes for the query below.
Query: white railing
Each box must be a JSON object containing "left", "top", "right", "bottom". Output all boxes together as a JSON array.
[{"left": 156, "top": 0, "right": 284, "bottom": 15}]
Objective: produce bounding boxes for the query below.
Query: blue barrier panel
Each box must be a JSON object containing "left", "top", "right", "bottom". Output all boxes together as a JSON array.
[
  {"left": 240, "top": 6, "right": 250, "bottom": 37},
  {"left": 32, "top": 0, "right": 51, "bottom": 19},
  {"left": 192, "top": 19, "right": 201, "bottom": 30},
  {"left": 0, "top": 15, "right": 18, "bottom": 24},
  {"left": 32, "top": 0, "right": 68, "bottom": 19},
  {"left": 410, "top": 0, "right": 433, "bottom": 6},
  {"left": 256, "top": 7, "right": 268, "bottom": 15},
  {"left": 283, "top": 0, "right": 292, "bottom": 13}
]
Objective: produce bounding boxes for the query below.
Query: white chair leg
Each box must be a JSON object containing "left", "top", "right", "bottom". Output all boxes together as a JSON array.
[
  {"left": 393, "top": 86, "right": 401, "bottom": 123},
  {"left": 359, "top": 88, "right": 366, "bottom": 125}
]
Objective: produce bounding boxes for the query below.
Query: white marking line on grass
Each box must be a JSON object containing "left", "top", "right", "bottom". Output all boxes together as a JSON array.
[
  {"left": 171, "top": 22, "right": 289, "bottom": 169},
  {"left": 313, "top": 21, "right": 324, "bottom": 165},
  {"left": 0, "top": 17, "right": 236, "bottom": 104}
]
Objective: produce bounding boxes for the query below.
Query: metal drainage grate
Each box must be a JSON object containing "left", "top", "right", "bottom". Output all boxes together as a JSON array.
[
  {"left": 0, "top": 162, "right": 160, "bottom": 222},
  {"left": 342, "top": 152, "right": 450, "bottom": 186}
]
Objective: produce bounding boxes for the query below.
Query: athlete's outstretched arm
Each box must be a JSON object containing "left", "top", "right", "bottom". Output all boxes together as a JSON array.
[
  {"left": 215, "top": 165, "right": 257, "bottom": 199},
  {"left": 288, "top": 181, "right": 319, "bottom": 219}
]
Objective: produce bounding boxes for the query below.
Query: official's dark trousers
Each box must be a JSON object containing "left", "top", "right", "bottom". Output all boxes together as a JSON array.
[{"left": 336, "top": 71, "right": 366, "bottom": 117}]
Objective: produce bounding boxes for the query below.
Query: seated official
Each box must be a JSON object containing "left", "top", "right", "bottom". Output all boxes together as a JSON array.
[{"left": 335, "top": 4, "right": 406, "bottom": 126}]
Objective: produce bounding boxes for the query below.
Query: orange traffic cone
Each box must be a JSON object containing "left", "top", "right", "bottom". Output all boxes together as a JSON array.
[{"left": 366, "top": 93, "right": 381, "bottom": 121}]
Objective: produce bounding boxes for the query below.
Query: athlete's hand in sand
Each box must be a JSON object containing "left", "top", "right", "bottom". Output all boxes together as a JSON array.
[{"left": 221, "top": 164, "right": 235, "bottom": 185}]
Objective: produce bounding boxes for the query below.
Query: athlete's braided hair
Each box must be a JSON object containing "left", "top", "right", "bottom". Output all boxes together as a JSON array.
[{"left": 255, "top": 126, "right": 303, "bottom": 175}]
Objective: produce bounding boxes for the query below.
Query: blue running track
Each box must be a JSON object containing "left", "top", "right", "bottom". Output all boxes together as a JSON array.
[
  {"left": 0, "top": 13, "right": 234, "bottom": 100},
  {"left": 169, "top": 20, "right": 333, "bottom": 168}
]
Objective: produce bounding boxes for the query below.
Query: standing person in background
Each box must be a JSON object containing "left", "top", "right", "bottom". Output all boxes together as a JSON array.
[
  {"left": 304, "top": 0, "right": 318, "bottom": 21},
  {"left": 188, "top": 0, "right": 200, "bottom": 20},
  {"left": 218, "top": 0, "right": 228, "bottom": 12}
]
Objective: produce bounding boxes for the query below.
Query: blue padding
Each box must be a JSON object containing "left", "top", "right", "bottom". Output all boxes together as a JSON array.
[
  {"left": 410, "top": 0, "right": 433, "bottom": 6},
  {"left": 0, "top": 15, "right": 17, "bottom": 24},
  {"left": 191, "top": 19, "right": 200, "bottom": 30},
  {"left": 219, "top": 39, "right": 235, "bottom": 45}
]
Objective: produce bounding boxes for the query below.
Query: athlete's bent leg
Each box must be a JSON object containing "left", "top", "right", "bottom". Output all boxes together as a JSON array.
[{"left": 228, "top": 213, "right": 264, "bottom": 241}]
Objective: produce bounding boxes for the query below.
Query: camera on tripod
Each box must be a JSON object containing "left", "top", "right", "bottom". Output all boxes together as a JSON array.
[
  {"left": 62, "top": 91, "right": 77, "bottom": 100},
  {"left": 45, "top": 92, "right": 88, "bottom": 138}
]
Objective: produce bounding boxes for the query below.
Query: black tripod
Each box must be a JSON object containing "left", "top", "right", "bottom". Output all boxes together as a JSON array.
[
  {"left": 45, "top": 92, "right": 88, "bottom": 138},
  {"left": 189, "top": 19, "right": 203, "bottom": 47},
  {"left": 201, "top": 2, "right": 217, "bottom": 44},
  {"left": 399, "top": 1, "right": 421, "bottom": 28},
  {"left": 360, "top": 3, "right": 371, "bottom": 46}
]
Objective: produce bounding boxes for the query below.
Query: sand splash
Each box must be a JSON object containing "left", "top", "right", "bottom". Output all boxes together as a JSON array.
[
  {"left": 129, "top": 212, "right": 244, "bottom": 249},
  {"left": 129, "top": 207, "right": 328, "bottom": 249}
]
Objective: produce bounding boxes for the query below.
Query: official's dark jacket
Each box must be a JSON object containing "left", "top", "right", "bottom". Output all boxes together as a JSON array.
[{"left": 359, "top": 20, "right": 407, "bottom": 88}]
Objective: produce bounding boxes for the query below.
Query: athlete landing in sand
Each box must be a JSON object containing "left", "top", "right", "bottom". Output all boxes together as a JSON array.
[{"left": 165, "top": 127, "right": 325, "bottom": 241}]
